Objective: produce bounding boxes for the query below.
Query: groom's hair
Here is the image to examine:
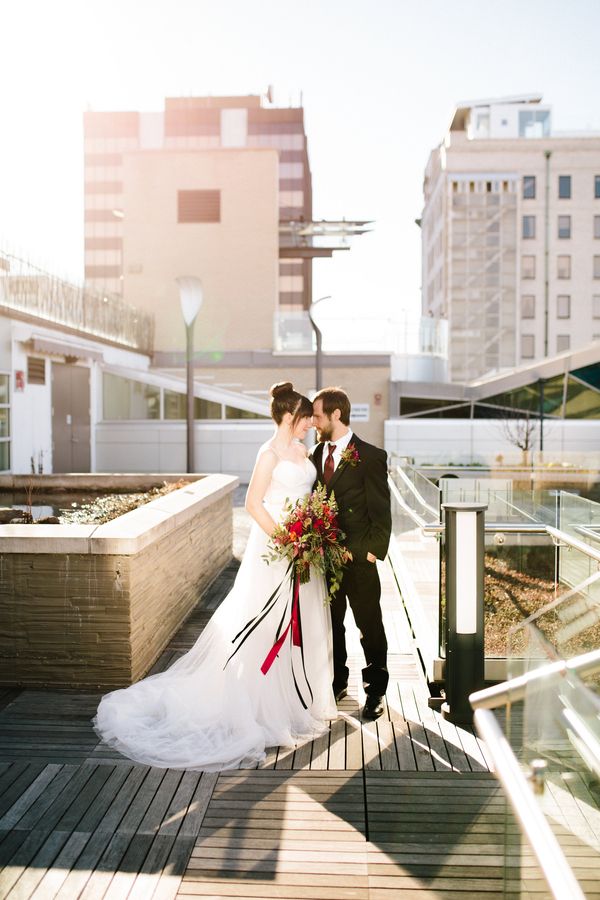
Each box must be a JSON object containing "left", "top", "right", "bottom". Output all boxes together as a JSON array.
[{"left": 314, "top": 387, "right": 351, "bottom": 425}]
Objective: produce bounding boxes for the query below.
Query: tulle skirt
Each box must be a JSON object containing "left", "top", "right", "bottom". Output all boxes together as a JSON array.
[{"left": 93, "top": 510, "right": 336, "bottom": 771}]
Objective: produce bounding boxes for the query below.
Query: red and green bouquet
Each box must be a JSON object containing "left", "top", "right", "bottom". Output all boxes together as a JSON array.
[{"left": 264, "top": 484, "right": 352, "bottom": 600}]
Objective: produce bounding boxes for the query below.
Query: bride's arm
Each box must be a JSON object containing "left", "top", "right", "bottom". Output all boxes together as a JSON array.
[{"left": 245, "top": 450, "right": 279, "bottom": 536}]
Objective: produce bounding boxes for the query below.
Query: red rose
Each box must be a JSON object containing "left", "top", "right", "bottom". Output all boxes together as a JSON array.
[{"left": 289, "top": 520, "right": 303, "bottom": 538}]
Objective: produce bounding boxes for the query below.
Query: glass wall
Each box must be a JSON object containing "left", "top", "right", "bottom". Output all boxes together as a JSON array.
[
  {"left": 0, "top": 374, "right": 9, "bottom": 471},
  {"left": 164, "top": 390, "right": 221, "bottom": 420},
  {"left": 103, "top": 373, "right": 160, "bottom": 419},
  {"left": 102, "top": 373, "right": 269, "bottom": 421}
]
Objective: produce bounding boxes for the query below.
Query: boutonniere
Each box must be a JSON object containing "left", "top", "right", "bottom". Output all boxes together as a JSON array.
[{"left": 340, "top": 443, "right": 361, "bottom": 468}]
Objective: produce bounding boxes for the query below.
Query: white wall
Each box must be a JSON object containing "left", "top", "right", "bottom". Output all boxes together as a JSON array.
[
  {"left": 385, "top": 417, "right": 600, "bottom": 466},
  {"left": 96, "top": 421, "right": 275, "bottom": 482},
  {"left": 10, "top": 331, "right": 53, "bottom": 473}
]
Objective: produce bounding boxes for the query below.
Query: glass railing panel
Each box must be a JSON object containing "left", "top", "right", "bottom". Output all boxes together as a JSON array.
[
  {"left": 389, "top": 464, "right": 441, "bottom": 662},
  {"left": 483, "top": 530, "right": 557, "bottom": 661},
  {"left": 506, "top": 540, "right": 600, "bottom": 668},
  {"left": 560, "top": 491, "right": 600, "bottom": 552},
  {"left": 501, "top": 624, "right": 600, "bottom": 897},
  {"left": 390, "top": 458, "right": 441, "bottom": 525},
  {"left": 440, "top": 478, "right": 560, "bottom": 527}
]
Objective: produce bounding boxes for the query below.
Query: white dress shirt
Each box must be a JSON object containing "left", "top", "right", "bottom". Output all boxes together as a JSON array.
[{"left": 326, "top": 429, "right": 353, "bottom": 473}]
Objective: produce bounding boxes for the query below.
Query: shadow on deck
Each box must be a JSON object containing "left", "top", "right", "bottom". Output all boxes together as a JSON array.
[{"left": 1, "top": 507, "right": 593, "bottom": 898}]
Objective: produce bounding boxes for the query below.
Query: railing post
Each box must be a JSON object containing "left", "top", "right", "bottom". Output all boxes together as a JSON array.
[{"left": 441, "top": 502, "right": 487, "bottom": 725}]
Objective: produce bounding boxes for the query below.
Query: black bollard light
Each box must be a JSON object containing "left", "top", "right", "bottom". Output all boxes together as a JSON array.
[{"left": 441, "top": 502, "right": 486, "bottom": 725}]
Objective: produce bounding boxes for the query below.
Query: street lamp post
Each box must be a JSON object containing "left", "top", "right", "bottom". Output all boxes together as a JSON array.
[
  {"left": 307, "top": 295, "right": 331, "bottom": 392},
  {"left": 176, "top": 277, "right": 203, "bottom": 473}
]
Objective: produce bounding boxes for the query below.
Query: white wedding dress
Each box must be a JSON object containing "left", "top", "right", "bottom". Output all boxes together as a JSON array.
[{"left": 93, "top": 453, "right": 336, "bottom": 771}]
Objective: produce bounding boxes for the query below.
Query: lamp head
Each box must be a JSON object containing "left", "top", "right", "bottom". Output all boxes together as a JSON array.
[{"left": 176, "top": 276, "right": 203, "bottom": 326}]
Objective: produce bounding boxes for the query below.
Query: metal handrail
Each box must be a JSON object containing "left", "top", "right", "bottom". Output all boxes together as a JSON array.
[
  {"left": 473, "top": 708, "right": 585, "bottom": 900},
  {"left": 547, "top": 524, "right": 600, "bottom": 565},
  {"left": 391, "top": 464, "right": 440, "bottom": 519},
  {"left": 470, "top": 647, "right": 600, "bottom": 900},
  {"left": 470, "top": 646, "right": 600, "bottom": 709}
]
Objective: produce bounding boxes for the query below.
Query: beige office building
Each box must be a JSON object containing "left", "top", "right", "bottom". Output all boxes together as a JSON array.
[
  {"left": 421, "top": 95, "right": 600, "bottom": 381},
  {"left": 83, "top": 95, "right": 390, "bottom": 446}
]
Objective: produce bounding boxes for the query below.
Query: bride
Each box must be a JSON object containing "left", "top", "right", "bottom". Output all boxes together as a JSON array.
[{"left": 94, "top": 382, "right": 336, "bottom": 771}]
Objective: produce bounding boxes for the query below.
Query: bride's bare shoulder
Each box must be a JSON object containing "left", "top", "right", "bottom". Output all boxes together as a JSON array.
[{"left": 257, "top": 441, "right": 280, "bottom": 463}]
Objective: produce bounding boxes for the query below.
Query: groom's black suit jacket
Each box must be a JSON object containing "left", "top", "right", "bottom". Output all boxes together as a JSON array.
[{"left": 311, "top": 434, "right": 392, "bottom": 564}]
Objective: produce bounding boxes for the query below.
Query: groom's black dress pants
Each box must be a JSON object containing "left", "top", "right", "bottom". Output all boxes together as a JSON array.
[{"left": 330, "top": 559, "right": 389, "bottom": 697}]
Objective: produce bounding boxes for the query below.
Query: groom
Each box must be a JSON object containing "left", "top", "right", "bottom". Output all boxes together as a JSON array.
[{"left": 311, "top": 387, "right": 392, "bottom": 720}]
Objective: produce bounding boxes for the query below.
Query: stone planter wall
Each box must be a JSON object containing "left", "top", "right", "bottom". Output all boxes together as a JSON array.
[{"left": 0, "top": 473, "right": 238, "bottom": 689}]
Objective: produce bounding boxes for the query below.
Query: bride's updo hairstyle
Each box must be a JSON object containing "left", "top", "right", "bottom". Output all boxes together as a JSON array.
[{"left": 270, "top": 381, "right": 313, "bottom": 426}]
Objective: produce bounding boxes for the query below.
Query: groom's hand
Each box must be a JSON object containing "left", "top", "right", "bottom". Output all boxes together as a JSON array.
[{"left": 366, "top": 552, "right": 377, "bottom": 563}]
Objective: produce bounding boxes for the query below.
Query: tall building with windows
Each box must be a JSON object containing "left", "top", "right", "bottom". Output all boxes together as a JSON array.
[
  {"left": 421, "top": 94, "right": 600, "bottom": 381},
  {"left": 83, "top": 95, "right": 313, "bottom": 353}
]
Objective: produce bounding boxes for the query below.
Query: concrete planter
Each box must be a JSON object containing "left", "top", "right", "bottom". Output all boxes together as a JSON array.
[{"left": 0, "top": 473, "right": 238, "bottom": 689}]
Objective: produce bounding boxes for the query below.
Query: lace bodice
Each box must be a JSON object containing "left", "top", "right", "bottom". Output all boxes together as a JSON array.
[{"left": 263, "top": 458, "right": 316, "bottom": 511}]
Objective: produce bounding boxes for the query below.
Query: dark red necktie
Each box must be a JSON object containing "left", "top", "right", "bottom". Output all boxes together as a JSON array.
[{"left": 324, "top": 444, "right": 336, "bottom": 485}]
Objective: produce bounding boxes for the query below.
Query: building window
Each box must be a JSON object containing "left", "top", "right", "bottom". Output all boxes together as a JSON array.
[
  {"left": 164, "top": 390, "right": 222, "bottom": 420},
  {"left": 103, "top": 373, "right": 160, "bottom": 419},
  {"left": 522, "top": 215, "right": 536, "bottom": 239},
  {"left": 177, "top": 190, "right": 221, "bottom": 223},
  {"left": 595, "top": 175, "right": 600, "bottom": 199},
  {"left": 595, "top": 257, "right": 600, "bottom": 279},
  {"left": 521, "top": 255, "right": 536, "bottom": 279},
  {"left": 558, "top": 215, "right": 571, "bottom": 239},
  {"left": 593, "top": 295, "right": 600, "bottom": 318},
  {"left": 519, "top": 109, "right": 550, "bottom": 138},
  {"left": 558, "top": 175, "right": 572, "bottom": 199},
  {"left": 595, "top": 215, "right": 600, "bottom": 239},
  {"left": 521, "top": 335, "right": 535, "bottom": 358},
  {"left": 521, "top": 295, "right": 535, "bottom": 319},
  {"left": 523, "top": 176, "right": 536, "bottom": 199},
  {"left": 557, "top": 334, "right": 570, "bottom": 352},
  {"left": 27, "top": 357, "right": 46, "bottom": 385},
  {"left": 557, "top": 255, "right": 571, "bottom": 279},
  {"left": 557, "top": 295, "right": 571, "bottom": 318}
]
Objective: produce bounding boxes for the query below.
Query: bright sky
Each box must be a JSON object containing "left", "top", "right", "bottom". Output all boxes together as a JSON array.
[{"left": 1, "top": 0, "right": 599, "bottom": 344}]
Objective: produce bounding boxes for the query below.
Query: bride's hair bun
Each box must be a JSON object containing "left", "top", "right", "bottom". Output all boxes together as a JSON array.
[
  {"left": 269, "top": 381, "right": 312, "bottom": 425},
  {"left": 270, "top": 381, "right": 294, "bottom": 399}
]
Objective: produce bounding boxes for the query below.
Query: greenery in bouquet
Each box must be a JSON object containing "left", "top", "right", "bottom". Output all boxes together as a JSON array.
[{"left": 264, "top": 484, "right": 352, "bottom": 600}]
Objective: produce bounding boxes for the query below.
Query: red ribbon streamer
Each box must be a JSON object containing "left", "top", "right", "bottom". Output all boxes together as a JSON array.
[{"left": 261, "top": 574, "right": 301, "bottom": 675}]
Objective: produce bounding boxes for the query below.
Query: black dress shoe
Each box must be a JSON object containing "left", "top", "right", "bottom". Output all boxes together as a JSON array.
[
  {"left": 363, "top": 695, "right": 385, "bottom": 720},
  {"left": 334, "top": 687, "right": 348, "bottom": 703}
]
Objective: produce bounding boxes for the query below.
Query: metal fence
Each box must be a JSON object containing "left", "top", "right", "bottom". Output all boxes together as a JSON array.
[{"left": 0, "top": 250, "right": 154, "bottom": 353}]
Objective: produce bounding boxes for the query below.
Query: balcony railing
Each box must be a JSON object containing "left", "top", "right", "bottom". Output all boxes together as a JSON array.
[
  {"left": 388, "top": 455, "right": 600, "bottom": 896},
  {"left": 0, "top": 251, "right": 154, "bottom": 353}
]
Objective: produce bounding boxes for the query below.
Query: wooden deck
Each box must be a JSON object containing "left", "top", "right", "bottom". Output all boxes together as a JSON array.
[{"left": 0, "top": 515, "right": 596, "bottom": 898}]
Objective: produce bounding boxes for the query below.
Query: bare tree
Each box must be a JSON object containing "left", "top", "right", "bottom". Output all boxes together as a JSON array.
[{"left": 499, "top": 412, "right": 538, "bottom": 466}]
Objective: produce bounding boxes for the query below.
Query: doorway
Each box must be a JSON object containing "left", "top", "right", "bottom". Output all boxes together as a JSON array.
[{"left": 51, "top": 363, "right": 91, "bottom": 472}]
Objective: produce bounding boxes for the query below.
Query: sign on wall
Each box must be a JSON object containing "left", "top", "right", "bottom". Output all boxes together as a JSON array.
[{"left": 351, "top": 403, "right": 370, "bottom": 422}]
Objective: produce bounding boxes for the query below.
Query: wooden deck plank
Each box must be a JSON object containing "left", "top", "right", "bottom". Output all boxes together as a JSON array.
[
  {"left": 309, "top": 731, "right": 329, "bottom": 770},
  {"left": 376, "top": 720, "right": 399, "bottom": 771},
  {"left": 0, "top": 764, "right": 46, "bottom": 818},
  {"left": 362, "top": 721, "right": 382, "bottom": 771},
  {"left": 328, "top": 717, "right": 346, "bottom": 770},
  {"left": 291, "top": 738, "right": 312, "bottom": 771},
  {"left": 0, "top": 764, "right": 67, "bottom": 830}
]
